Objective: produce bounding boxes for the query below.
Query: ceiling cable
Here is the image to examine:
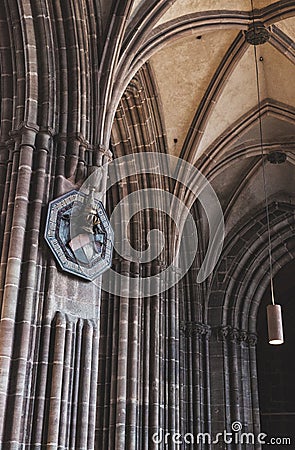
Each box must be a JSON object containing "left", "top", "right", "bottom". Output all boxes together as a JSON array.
[
  {"left": 247, "top": 0, "right": 284, "bottom": 344},
  {"left": 250, "top": 0, "right": 275, "bottom": 305}
]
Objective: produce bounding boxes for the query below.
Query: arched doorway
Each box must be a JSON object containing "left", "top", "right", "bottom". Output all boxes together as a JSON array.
[{"left": 257, "top": 259, "right": 295, "bottom": 447}]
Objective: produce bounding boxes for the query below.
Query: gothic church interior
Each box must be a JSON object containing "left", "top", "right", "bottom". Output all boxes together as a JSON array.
[{"left": 0, "top": 0, "right": 294, "bottom": 448}]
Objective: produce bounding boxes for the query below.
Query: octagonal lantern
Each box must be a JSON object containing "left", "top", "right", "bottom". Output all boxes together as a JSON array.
[{"left": 45, "top": 190, "right": 113, "bottom": 281}]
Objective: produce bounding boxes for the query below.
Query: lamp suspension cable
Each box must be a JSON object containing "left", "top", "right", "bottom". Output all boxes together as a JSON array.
[
  {"left": 247, "top": 0, "right": 284, "bottom": 344},
  {"left": 250, "top": 0, "right": 275, "bottom": 306}
]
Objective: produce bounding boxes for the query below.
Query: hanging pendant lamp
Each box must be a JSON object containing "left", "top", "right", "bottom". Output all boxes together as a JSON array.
[
  {"left": 246, "top": 0, "right": 284, "bottom": 345},
  {"left": 267, "top": 305, "right": 284, "bottom": 345}
]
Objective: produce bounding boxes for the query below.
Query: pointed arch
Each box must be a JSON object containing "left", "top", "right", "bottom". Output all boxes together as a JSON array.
[
  {"left": 198, "top": 100, "right": 295, "bottom": 177},
  {"left": 205, "top": 201, "right": 295, "bottom": 437},
  {"left": 181, "top": 28, "right": 295, "bottom": 166}
]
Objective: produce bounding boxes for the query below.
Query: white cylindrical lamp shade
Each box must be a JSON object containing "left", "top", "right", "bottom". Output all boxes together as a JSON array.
[{"left": 267, "top": 304, "right": 284, "bottom": 345}]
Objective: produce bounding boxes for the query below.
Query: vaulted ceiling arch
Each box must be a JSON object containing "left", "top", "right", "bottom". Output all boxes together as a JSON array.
[
  {"left": 196, "top": 100, "right": 295, "bottom": 178},
  {"left": 145, "top": 16, "right": 295, "bottom": 161},
  {"left": 180, "top": 28, "right": 295, "bottom": 165},
  {"left": 120, "top": 1, "right": 295, "bottom": 85},
  {"left": 207, "top": 202, "right": 295, "bottom": 330},
  {"left": 187, "top": 102, "right": 295, "bottom": 238}
]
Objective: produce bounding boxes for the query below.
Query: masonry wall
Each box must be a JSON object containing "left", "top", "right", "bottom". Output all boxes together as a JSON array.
[{"left": 0, "top": 2, "right": 294, "bottom": 449}]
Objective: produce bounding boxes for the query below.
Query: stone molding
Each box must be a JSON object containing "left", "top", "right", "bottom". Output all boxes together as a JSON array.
[
  {"left": 180, "top": 322, "right": 211, "bottom": 339},
  {"left": 216, "top": 326, "right": 258, "bottom": 346}
]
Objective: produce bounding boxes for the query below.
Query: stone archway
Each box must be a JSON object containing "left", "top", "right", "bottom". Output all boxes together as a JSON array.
[{"left": 207, "top": 202, "right": 295, "bottom": 448}]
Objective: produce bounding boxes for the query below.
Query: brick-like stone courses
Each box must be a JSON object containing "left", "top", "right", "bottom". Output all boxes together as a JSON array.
[
  {"left": 96, "top": 66, "right": 184, "bottom": 449},
  {"left": 0, "top": 0, "right": 119, "bottom": 447}
]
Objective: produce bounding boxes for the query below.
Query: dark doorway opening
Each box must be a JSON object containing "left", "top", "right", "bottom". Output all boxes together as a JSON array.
[{"left": 257, "top": 259, "right": 295, "bottom": 448}]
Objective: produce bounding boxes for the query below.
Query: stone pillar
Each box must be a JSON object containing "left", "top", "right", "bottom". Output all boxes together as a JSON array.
[
  {"left": 0, "top": 124, "right": 112, "bottom": 448},
  {"left": 210, "top": 326, "right": 259, "bottom": 450},
  {"left": 180, "top": 322, "right": 212, "bottom": 440},
  {"left": 95, "top": 258, "right": 183, "bottom": 450}
]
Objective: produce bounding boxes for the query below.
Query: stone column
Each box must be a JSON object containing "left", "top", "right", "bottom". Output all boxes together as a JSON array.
[
  {"left": 180, "top": 322, "right": 212, "bottom": 441},
  {"left": 0, "top": 123, "right": 39, "bottom": 443},
  {"left": 210, "top": 326, "right": 259, "bottom": 450}
]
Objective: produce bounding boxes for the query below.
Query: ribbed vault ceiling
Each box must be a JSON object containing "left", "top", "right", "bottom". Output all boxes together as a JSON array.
[
  {"left": 147, "top": 16, "right": 295, "bottom": 160},
  {"left": 150, "top": 30, "right": 239, "bottom": 156},
  {"left": 122, "top": 0, "right": 295, "bottom": 228},
  {"left": 131, "top": 0, "right": 280, "bottom": 21},
  {"left": 278, "top": 16, "right": 295, "bottom": 39}
]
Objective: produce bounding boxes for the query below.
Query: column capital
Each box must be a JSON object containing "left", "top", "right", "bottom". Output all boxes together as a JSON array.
[
  {"left": 215, "top": 325, "right": 258, "bottom": 346},
  {"left": 36, "top": 127, "right": 55, "bottom": 150},
  {"left": 93, "top": 144, "right": 113, "bottom": 162},
  {"left": 9, "top": 121, "right": 39, "bottom": 146},
  {"left": 53, "top": 132, "right": 90, "bottom": 148},
  {"left": 180, "top": 321, "right": 211, "bottom": 339}
]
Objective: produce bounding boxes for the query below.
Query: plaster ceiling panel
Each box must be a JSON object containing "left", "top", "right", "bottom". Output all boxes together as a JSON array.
[
  {"left": 276, "top": 17, "right": 295, "bottom": 42},
  {"left": 157, "top": 0, "right": 278, "bottom": 27},
  {"left": 260, "top": 44, "right": 295, "bottom": 107},
  {"left": 196, "top": 43, "right": 295, "bottom": 160},
  {"left": 233, "top": 117, "right": 295, "bottom": 149},
  {"left": 210, "top": 157, "right": 255, "bottom": 210},
  {"left": 225, "top": 161, "right": 295, "bottom": 231},
  {"left": 196, "top": 46, "right": 261, "bottom": 160},
  {"left": 150, "top": 30, "right": 238, "bottom": 155}
]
